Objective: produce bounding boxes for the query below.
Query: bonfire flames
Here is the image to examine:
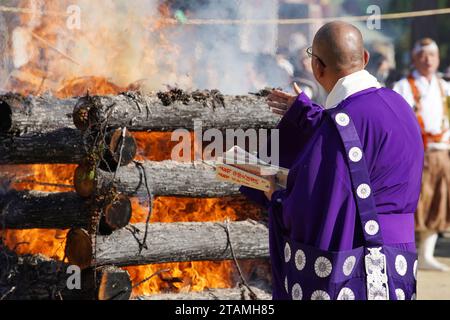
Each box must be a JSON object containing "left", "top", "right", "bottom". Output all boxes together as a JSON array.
[
  {"left": 0, "top": 0, "right": 270, "bottom": 298},
  {"left": 2, "top": 166, "right": 265, "bottom": 296}
]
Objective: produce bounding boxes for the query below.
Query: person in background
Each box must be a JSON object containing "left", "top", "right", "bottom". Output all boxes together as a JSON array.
[
  {"left": 366, "top": 52, "right": 392, "bottom": 87},
  {"left": 393, "top": 38, "right": 450, "bottom": 272}
]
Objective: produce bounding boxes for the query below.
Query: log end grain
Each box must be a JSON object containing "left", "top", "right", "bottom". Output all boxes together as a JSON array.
[
  {"left": 72, "top": 266, "right": 132, "bottom": 300},
  {"left": 100, "top": 194, "right": 132, "bottom": 234},
  {"left": 72, "top": 101, "right": 90, "bottom": 131},
  {"left": 98, "top": 128, "right": 137, "bottom": 171},
  {"left": 96, "top": 266, "right": 132, "bottom": 300},
  {"left": 65, "top": 228, "right": 93, "bottom": 270},
  {"left": 74, "top": 164, "right": 97, "bottom": 198}
]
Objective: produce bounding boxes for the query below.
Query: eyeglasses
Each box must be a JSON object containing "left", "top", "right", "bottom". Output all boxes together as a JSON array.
[{"left": 306, "top": 46, "right": 326, "bottom": 68}]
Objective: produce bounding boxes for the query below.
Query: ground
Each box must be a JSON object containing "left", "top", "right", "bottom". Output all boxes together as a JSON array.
[{"left": 418, "top": 236, "right": 450, "bottom": 300}]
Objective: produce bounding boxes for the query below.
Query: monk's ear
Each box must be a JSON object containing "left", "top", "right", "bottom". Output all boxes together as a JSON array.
[
  {"left": 313, "top": 58, "right": 325, "bottom": 77},
  {"left": 363, "top": 50, "right": 370, "bottom": 68}
]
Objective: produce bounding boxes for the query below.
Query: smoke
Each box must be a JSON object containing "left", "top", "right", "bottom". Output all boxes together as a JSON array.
[
  {"left": 166, "top": 0, "right": 290, "bottom": 94},
  {"left": 2, "top": 0, "right": 293, "bottom": 95}
]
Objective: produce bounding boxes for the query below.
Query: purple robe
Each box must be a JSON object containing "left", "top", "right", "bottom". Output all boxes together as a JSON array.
[{"left": 240, "top": 87, "right": 424, "bottom": 299}]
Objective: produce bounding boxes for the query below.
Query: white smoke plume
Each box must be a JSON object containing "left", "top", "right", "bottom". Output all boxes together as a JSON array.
[{"left": 0, "top": 0, "right": 293, "bottom": 95}]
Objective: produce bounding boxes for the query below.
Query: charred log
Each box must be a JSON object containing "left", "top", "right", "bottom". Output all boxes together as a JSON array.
[
  {"left": 0, "top": 190, "right": 253, "bottom": 230},
  {"left": 0, "top": 246, "right": 131, "bottom": 300},
  {"left": 0, "top": 128, "right": 84, "bottom": 164},
  {"left": 65, "top": 220, "right": 269, "bottom": 268},
  {"left": 0, "top": 191, "right": 88, "bottom": 229},
  {"left": 0, "top": 127, "right": 136, "bottom": 166},
  {"left": 0, "top": 93, "right": 76, "bottom": 135},
  {"left": 0, "top": 191, "right": 131, "bottom": 232}
]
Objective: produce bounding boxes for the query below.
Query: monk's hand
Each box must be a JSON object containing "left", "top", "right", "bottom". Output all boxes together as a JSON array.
[
  {"left": 264, "top": 174, "right": 277, "bottom": 201},
  {"left": 267, "top": 82, "right": 302, "bottom": 116}
]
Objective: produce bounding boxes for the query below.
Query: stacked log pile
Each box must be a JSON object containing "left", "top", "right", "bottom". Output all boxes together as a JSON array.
[
  {"left": 0, "top": 89, "right": 275, "bottom": 300},
  {"left": 0, "top": 91, "right": 277, "bottom": 164}
]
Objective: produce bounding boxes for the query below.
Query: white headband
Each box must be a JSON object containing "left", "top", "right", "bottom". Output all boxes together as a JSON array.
[{"left": 412, "top": 41, "right": 439, "bottom": 55}]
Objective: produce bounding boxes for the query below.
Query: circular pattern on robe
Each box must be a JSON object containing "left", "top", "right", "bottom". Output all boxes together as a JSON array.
[
  {"left": 337, "top": 287, "right": 355, "bottom": 300},
  {"left": 311, "top": 290, "right": 331, "bottom": 300},
  {"left": 395, "top": 255, "right": 408, "bottom": 276},
  {"left": 395, "top": 288, "right": 405, "bottom": 300},
  {"left": 411, "top": 293, "right": 416, "bottom": 300},
  {"left": 314, "top": 256, "right": 332, "bottom": 278},
  {"left": 368, "top": 287, "right": 388, "bottom": 300},
  {"left": 364, "top": 220, "right": 379, "bottom": 236},
  {"left": 356, "top": 183, "right": 371, "bottom": 199},
  {"left": 413, "top": 260, "right": 418, "bottom": 280},
  {"left": 291, "top": 283, "right": 303, "bottom": 300},
  {"left": 335, "top": 113, "right": 350, "bottom": 127},
  {"left": 285, "top": 276, "right": 289, "bottom": 294},
  {"left": 343, "top": 255, "right": 357, "bottom": 276},
  {"left": 294, "top": 249, "right": 306, "bottom": 271},
  {"left": 284, "top": 242, "right": 291, "bottom": 263},
  {"left": 348, "top": 147, "right": 363, "bottom": 163}
]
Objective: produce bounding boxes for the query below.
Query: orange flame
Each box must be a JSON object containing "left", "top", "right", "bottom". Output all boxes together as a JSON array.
[
  {"left": 1, "top": 161, "right": 264, "bottom": 297},
  {"left": 126, "top": 196, "right": 263, "bottom": 296},
  {"left": 133, "top": 132, "right": 193, "bottom": 162},
  {"left": 1, "top": 163, "right": 75, "bottom": 260},
  {"left": 56, "top": 76, "right": 127, "bottom": 98},
  {"left": 5, "top": 0, "right": 187, "bottom": 97}
]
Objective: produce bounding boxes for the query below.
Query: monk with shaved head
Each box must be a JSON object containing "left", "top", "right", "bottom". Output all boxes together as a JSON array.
[
  {"left": 241, "top": 22, "right": 424, "bottom": 300},
  {"left": 312, "top": 21, "right": 369, "bottom": 91}
]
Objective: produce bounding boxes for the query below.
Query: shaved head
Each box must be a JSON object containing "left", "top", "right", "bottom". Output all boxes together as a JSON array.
[{"left": 313, "top": 21, "right": 366, "bottom": 73}]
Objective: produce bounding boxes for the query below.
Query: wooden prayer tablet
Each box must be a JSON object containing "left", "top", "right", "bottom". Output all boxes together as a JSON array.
[
  {"left": 216, "top": 162, "right": 272, "bottom": 192},
  {"left": 217, "top": 146, "right": 290, "bottom": 190}
]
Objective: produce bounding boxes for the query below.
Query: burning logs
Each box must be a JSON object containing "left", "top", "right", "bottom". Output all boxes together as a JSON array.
[
  {"left": 0, "top": 128, "right": 84, "bottom": 164},
  {"left": 0, "top": 91, "right": 276, "bottom": 137},
  {"left": 0, "top": 246, "right": 132, "bottom": 300},
  {"left": 71, "top": 91, "right": 277, "bottom": 131},
  {"left": 74, "top": 160, "right": 240, "bottom": 199},
  {"left": 0, "top": 191, "right": 254, "bottom": 230},
  {"left": 0, "top": 191, "right": 131, "bottom": 232},
  {"left": 0, "top": 191, "right": 88, "bottom": 229},
  {"left": 0, "top": 88, "right": 277, "bottom": 299},
  {"left": 65, "top": 220, "right": 269, "bottom": 268}
]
